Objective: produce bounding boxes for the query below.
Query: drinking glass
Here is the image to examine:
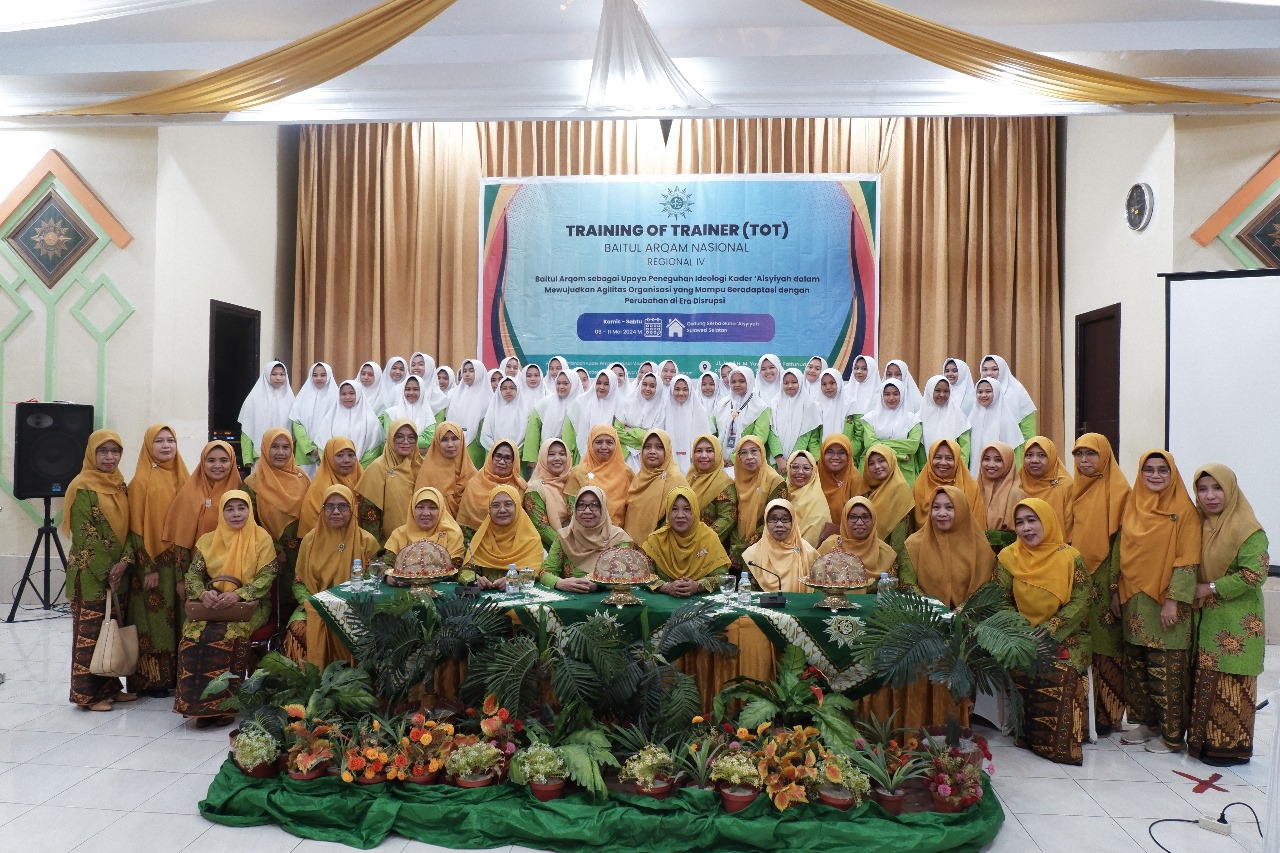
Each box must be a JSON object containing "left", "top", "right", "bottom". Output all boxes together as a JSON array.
[
  {"left": 718, "top": 573, "right": 736, "bottom": 600},
  {"left": 518, "top": 567, "right": 535, "bottom": 595}
]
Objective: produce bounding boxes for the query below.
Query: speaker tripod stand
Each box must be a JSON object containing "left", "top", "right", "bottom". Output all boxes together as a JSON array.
[{"left": 6, "top": 498, "right": 68, "bottom": 622}]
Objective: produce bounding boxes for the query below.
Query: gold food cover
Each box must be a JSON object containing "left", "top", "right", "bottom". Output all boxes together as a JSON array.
[
  {"left": 390, "top": 540, "right": 455, "bottom": 580},
  {"left": 590, "top": 547, "right": 656, "bottom": 585},
  {"left": 807, "top": 551, "right": 872, "bottom": 589}
]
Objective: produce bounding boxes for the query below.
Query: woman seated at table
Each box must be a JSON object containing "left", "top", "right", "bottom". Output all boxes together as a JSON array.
[
  {"left": 291, "top": 485, "right": 380, "bottom": 668},
  {"left": 899, "top": 485, "right": 996, "bottom": 609},
  {"left": 538, "top": 486, "right": 635, "bottom": 592},
  {"left": 382, "top": 486, "right": 466, "bottom": 569},
  {"left": 785, "top": 450, "right": 829, "bottom": 548},
  {"left": 994, "top": 498, "right": 1091, "bottom": 765},
  {"left": 741, "top": 499, "right": 818, "bottom": 594},
  {"left": 817, "top": 496, "right": 898, "bottom": 592},
  {"left": 456, "top": 439, "right": 526, "bottom": 542},
  {"left": 643, "top": 487, "right": 731, "bottom": 598},
  {"left": 862, "top": 443, "right": 915, "bottom": 560},
  {"left": 686, "top": 434, "right": 737, "bottom": 552},
  {"left": 565, "top": 424, "right": 633, "bottom": 525},
  {"left": 174, "top": 491, "right": 277, "bottom": 727},
  {"left": 460, "top": 484, "right": 545, "bottom": 588},
  {"left": 623, "top": 429, "right": 689, "bottom": 545}
]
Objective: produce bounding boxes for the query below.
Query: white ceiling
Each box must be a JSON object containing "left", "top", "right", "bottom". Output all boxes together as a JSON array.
[{"left": 3, "top": 0, "right": 1280, "bottom": 126}]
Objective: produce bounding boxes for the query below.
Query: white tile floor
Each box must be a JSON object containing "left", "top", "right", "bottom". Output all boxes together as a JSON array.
[{"left": 0, "top": 606, "right": 1273, "bottom": 852}]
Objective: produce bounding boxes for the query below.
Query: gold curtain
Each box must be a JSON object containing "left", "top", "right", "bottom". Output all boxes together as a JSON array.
[{"left": 294, "top": 117, "right": 1063, "bottom": 445}]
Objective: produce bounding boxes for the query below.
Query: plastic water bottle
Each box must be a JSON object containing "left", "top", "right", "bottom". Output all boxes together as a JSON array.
[
  {"left": 737, "top": 571, "right": 752, "bottom": 606},
  {"left": 877, "top": 572, "right": 897, "bottom": 602},
  {"left": 350, "top": 558, "right": 364, "bottom": 591},
  {"left": 505, "top": 563, "right": 520, "bottom": 595}
]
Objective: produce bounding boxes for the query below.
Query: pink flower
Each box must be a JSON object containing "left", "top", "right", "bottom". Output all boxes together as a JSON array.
[
  {"left": 936, "top": 783, "right": 952, "bottom": 798},
  {"left": 729, "top": 741, "right": 740, "bottom": 749},
  {"left": 503, "top": 742, "right": 517, "bottom": 755},
  {"left": 975, "top": 786, "right": 984, "bottom": 799},
  {"left": 854, "top": 738, "right": 866, "bottom": 749},
  {"left": 987, "top": 761, "right": 996, "bottom": 775}
]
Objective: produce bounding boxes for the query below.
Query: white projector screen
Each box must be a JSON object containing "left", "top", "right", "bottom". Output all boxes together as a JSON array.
[{"left": 1166, "top": 269, "right": 1280, "bottom": 548}]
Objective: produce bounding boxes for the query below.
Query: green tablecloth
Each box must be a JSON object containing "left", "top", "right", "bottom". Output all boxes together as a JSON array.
[
  {"left": 310, "top": 583, "right": 885, "bottom": 692},
  {"left": 200, "top": 759, "right": 1004, "bottom": 852}
]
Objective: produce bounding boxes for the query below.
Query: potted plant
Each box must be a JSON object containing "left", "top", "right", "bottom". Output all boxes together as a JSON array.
[
  {"left": 339, "top": 715, "right": 396, "bottom": 784},
  {"left": 925, "top": 749, "right": 983, "bottom": 813},
  {"left": 281, "top": 704, "right": 335, "bottom": 780},
  {"left": 399, "top": 713, "right": 455, "bottom": 784},
  {"left": 509, "top": 742, "right": 569, "bottom": 801},
  {"left": 445, "top": 741, "right": 505, "bottom": 788},
  {"left": 843, "top": 738, "right": 928, "bottom": 816},
  {"left": 230, "top": 720, "right": 281, "bottom": 778},
  {"left": 755, "top": 725, "right": 823, "bottom": 811},
  {"left": 708, "top": 751, "right": 762, "bottom": 813},
  {"left": 619, "top": 743, "right": 675, "bottom": 798},
  {"left": 811, "top": 751, "right": 871, "bottom": 811}
]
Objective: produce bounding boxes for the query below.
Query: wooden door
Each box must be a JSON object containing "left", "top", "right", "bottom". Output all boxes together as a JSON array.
[{"left": 1074, "top": 304, "right": 1120, "bottom": 451}]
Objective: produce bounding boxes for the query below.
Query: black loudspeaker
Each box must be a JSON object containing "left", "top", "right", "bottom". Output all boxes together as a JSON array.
[{"left": 13, "top": 402, "right": 95, "bottom": 499}]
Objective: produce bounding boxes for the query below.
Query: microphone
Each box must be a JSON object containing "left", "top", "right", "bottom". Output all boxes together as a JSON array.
[{"left": 746, "top": 561, "right": 787, "bottom": 608}]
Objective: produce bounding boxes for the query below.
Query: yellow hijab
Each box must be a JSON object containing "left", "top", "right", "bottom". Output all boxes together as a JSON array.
[
  {"left": 733, "top": 435, "right": 784, "bottom": 539},
  {"left": 862, "top": 443, "right": 915, "bottom": 540},
  {"left": 624, "top": 429, "right": 689, "bottom": 544},
  {"left": 566, "top": 424, "right": 633, "bottom": 525},
  {"left": 819, "top": 433, "right": 866, "bottom": 523},
  {"left": 1194, "top": 464, "right": 1263, "bottom": 584},
  {"left": 162, "top": 440, "right": 243, "bottom": 550},
  {"left": 1016, "top": 436, "right": 1074, "bottom": 540},
  {"left": 128, "top": 423, "right": 190, "bottom": 559},
  {"left": 1069, "top": 433, "right": 1130, "bottom": 573},
  {"left": 741, "top": 499, "right": 818, "bottom": 593},
  {"left": 527, "top": 438, "right": 573, "bottom": 532},
  {"left": 978, "top": 441, "right": 1026, "bottom": 532},
  {"left": 356, "top": 419, "right": 423, "bottom": 539},
  {"left": 465, "top": 484, "right": 545, "bottom": 570},
  {"left": 914, "top": 438, "right": 985, "bottom": 528},
  {"left": 244, "top": 427, "right": 310, "bottom": 540},
  {"left": 556, "top": 485, "right": 632, "bottom": 576},
  {"left": 998, "top": 498, "right": 1076, "bottom": 626},
  {"left": 414, "top": 421, "right": 478, "bottom": 517},
  {"left": 1118, "top": 450, "right": 1201, "bottom": 604},
  {"left": 298, "top": 437, "right": 362, "bottom": 537},
  {"left": 383, "top": 486, "right": 465, "bottom": 559},
  {"left": 785, "top": 450, "right": 830, "bottom": 548},
  {"left": 818, "top": 496, "right": 897, "bottom": 577},
  {"left": 195, "top": 490, "right": 277, "bottom": 592},
  {"left": 686, "top": 433, "right": 734, "bottom": 510},
  {"left": 62, "top": 429, "right": 129, "bottom": 544},
  {"left": 642, "top": 486, "right": 730, "bottom": 582},
  {"left": 904, "top": 485, "right": 996, "bottom": 608},
  {"left": 456, "top": 439, "right": 527, "bottom": 530}
]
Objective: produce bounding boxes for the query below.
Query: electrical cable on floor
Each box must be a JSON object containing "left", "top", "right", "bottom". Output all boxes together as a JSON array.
[
  {"left": 1147, "top": 800, "right": 1265, "bottom": 852},
  {"left": 1222, "top": 801, "right": 1263, "bottom": 839}
]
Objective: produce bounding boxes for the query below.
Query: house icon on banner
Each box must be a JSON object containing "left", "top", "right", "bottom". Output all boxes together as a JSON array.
[{"left": 667, "top": 318, "right": 685, "bottom": 338}]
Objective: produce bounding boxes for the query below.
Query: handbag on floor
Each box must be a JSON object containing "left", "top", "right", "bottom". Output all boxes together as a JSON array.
[
  {"left": 89, "top": 587, "right": 139, "bottom": 677},
  {"left": 183, "top": 576, "right": 258, "bottom": 622}
]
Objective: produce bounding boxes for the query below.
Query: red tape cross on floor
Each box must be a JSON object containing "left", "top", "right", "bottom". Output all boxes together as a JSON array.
[{"left": 1172, "top": 770, "right": 1227, "bottom": 793}]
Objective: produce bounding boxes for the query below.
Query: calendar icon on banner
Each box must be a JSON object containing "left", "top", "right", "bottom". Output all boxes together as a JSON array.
[{"left": 643, "top": 317, "right": 662, "bottom": 338}]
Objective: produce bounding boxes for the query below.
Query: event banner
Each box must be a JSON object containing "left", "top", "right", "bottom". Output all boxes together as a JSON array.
[{"left": 479, "top": 175, "right": 878, "bottom": 377}]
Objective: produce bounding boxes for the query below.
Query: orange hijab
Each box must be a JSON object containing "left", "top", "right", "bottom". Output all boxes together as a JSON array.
[
  {"left": 383, "top": 486, "right": 466, "bottom": 559},
  {"left": 741, "top": 498, "right": 819, "bottom": 593},
  {"left": 297, "top": 484, "right": 379, "bottom": 668},
  {"left": 641, "top": 486, "right": 730, "bottom": 582},
  {"left": 527, "top": 438, "right": 573, "bottom": 533},
  {"left": 414, "top": 421, "right": 478, "bottom": 517},
  {"left": 162, "top": 440, "right": 243, "bottom": 551},
  {"left": 862, "top": 443, "right": 914, "bottom": 540},
  {"left": 128, "top": 423, "right": 190, "bottom": 559},
  {"left": 1016, "top": 436, "right": 1074, "bottom": 540},
  {"left": 786, "top": 450, "right": 830, "bottom": 548},
  {"left": 456, "top": 439, "right": 527, "bottom": 530},
  {"left": 244, "top": 427, "right": 310, "bottom": 540},
  {"left": 567, "top": 424, "right": 633, "bottom": 525},
  {"left": 686, "top": 433, "right": 733, "bottom": 510},
  {"left": 914, "top": 438, "right": 984, "bottom": 528},
  {"left": 998, "top": 498, "right": 1076, "bottom": 626},
  {"left": 195, "top": 490, "right": 277, "bottom": 591},
  {"left": 464, "top": 484, "right": 545, "bottom": 569},
  {"left": 733, "top": 435, "right": 784, "bottom": 540},
  {"left": 298, "top": 437, "right": 362, "bottom": 537},
  {"left": 818, "top": 433, "right": 866, "bottom": 523},
  {"left": 624, "top": 429, "right": 689, "bottom": 543},
  {"left": 1069, "top": 433, "right": 1129, "bottom": 573},
  {"left": 62, "top": 429, "right": 129, "bottom": 544},
  {"left": 1118, "top": 450, "right": 1201, "bottom": 604},
  {"left": 977, "top": 441, "right": 1025, "bottom": 531},
  {"left": 356, "top": 419, "right": 424, "bottom": 539},
  {"left": 819, "top": 495, "right": 897, "bottom": 577},
  {"left": 904, "top": 485, "right": 996, "bottom": 608}
]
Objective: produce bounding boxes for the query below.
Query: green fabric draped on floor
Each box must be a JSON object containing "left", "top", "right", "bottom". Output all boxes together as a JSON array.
[{"left": 199, "top": 760, "right": 1004, "bottom": 852}]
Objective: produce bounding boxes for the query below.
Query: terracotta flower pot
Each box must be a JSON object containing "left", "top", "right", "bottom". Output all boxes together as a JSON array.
[
  {"left": 356, "top": 772, "right": 388, "bottom": 785},
  {"left": 405, "top": 770, "right": 440, "bottom": 785},
  {"left": 871, "top": 786, "right": 905, "bottom": 815},
  {"left": 930, "top": 792, "right": 964, "bottom": 813},
  {"left": 287, "top": 762, "right": 330, "bottom": 781},
  {"left": 234, "top": 758, "right": 279, "bottom": 779},
  {"left": 719, "top": 785, "right": 760, "bottom": 814},
  {"left": 816, "top": 785, "right": 856, "bottom": 811},
  {"left": 635, "top": 778, "right": 674, "bottom": 800},
  {"left": 530, "top": 779, "right": 567, "bottom": 802},
  {"left": 455, "top": 772, "right": 495, "bottom": 789}
]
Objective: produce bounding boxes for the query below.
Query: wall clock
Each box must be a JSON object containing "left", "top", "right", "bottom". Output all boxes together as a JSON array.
[{"left": 1126, "top": 183, "right": 1153, "bottom": 231}]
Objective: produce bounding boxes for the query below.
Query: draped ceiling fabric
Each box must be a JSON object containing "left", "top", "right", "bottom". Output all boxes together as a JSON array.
[{"left": 293, "top": 117, "right": 1065, "bottom": 448}]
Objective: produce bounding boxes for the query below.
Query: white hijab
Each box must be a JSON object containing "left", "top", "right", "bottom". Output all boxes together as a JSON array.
[
  {"left": 574, "top": 368, "right": 592, "bottom": 397},
  {"left": 436, "top": 365, "right": 456, "bottom": 397},
  {"left": 288, "top": 361, "right": 339, "bottom": 439},
  {"left": 967, "top": 378, "right": 1026, "bottom": 477},
  {"left": 663, "top": 374, "right": 713, "bottom": 469},
  {"left": 519, "top": 364, "right": 548, "bottom": 414},
  {"left": 715, "top": 365, "right": 770, "bottom": 462},
  {"left": 943, "top": 357, "right": 976, "bottom": 416},
  {"left": 771, "top": 368, "right": 822, "bottom": 458},
  {"left": 697, "top": 370, "right": 725, "bottom": 414},
  {"left": 803, "top": 356, "right": 828, "bottom": 400},
  {"left": 979, "top": 354, "right": 1036, "bottom": 422},
  {"left": 410, "top": 352, "right": 450, "bottom": 412},
  {"left": 320, "top": 379, "right": 383, "bottom": 459},
  {"left": 501, "top": 356, "right": 522, "bottom": 378},
  {"left": 533, "top": 372, "right": 576, "bottom": 447},
  {"left": 238, "top": 360, "right": 295, "bottom": 452},
  {"left": 356, "top": 360, "right": 384, "bottom": 411},
  {"left": 616, "top": 372, "right": 667, "bottom": 433},
  {"left": 843, "top": 354, "right": 881, "bottom": 415},
  {"left": 378, "top": 356, "right": 409, "bottom": 413},
  {"left": 920, "top": 374, "right": 971, "bottom": 451},
  {"left": 384, "top": 375, "right": 436, "bottom": 437},
  {"left": 481, "top": 377, "right": 527, "bottom": 452},
  {"left": 882, "top": 359, "right": 923, "bottom": 413},
  {"left": 545, "top": 356, "right": 569, "bottom": 382},
  {"left": 814, "top": 368, "right": 848, "bottom": 437},
  {"left": 862, "top": 378, "right": 922, "bottom": 439},
  {"left": 447, "top": 358, "right": 492, "bottom": 445},
  {"left": 656, "top": 359, "right": 679, "bottom": 390},
  {"left": 755, "top": 354, "right": 784, "bottom": 404},
  {"left": 568, "top": 370, "right": 622, "bottom": 458}
]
